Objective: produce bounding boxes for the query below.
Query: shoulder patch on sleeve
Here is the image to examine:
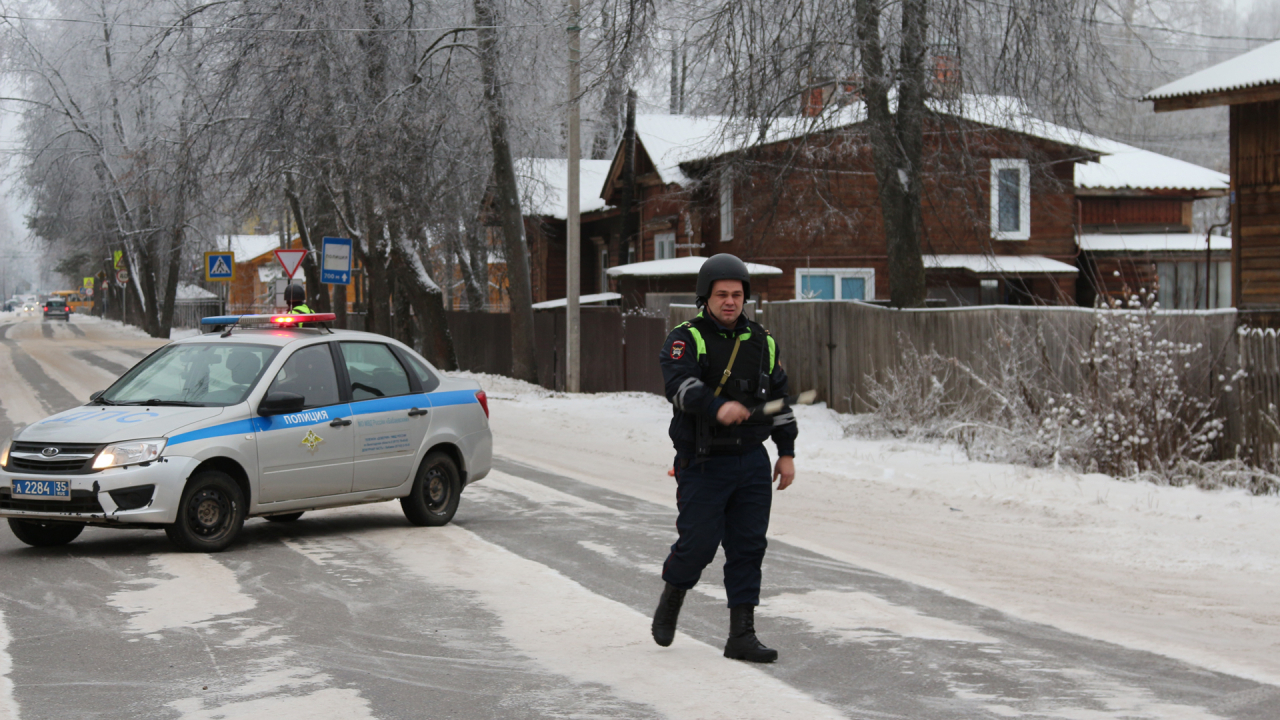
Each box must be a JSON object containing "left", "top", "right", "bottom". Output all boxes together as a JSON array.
[{"left": 670, "top": 340, "right": 686, "bottom": 359}]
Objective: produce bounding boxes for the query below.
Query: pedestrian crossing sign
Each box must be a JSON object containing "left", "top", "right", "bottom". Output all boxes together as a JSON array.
[{"left": 205, "top": 251, "right": 235, "bottom": 281}]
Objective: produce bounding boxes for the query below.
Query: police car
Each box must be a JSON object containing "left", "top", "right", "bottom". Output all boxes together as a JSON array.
[{"left": 0, "top": 313, "right": 492, "bottom": 552}]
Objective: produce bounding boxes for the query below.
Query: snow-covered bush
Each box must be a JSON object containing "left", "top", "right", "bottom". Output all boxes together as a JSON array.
[
  {"left": 862, "top": 338, "right": 957, "bottom": 438},
  {"left": 1046, "top": 292, "right": 1232, "bottom": 478},
  {"left": 862, "top": 294, "right": 1264, "bottom": 492},
  {"left": 864, "top": 329, "right": 1087, "bottom": 468}
]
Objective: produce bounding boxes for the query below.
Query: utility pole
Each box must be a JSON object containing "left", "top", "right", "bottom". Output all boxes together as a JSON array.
[{"left": 566, "top": 0, "right": 582, "bottom": 392}]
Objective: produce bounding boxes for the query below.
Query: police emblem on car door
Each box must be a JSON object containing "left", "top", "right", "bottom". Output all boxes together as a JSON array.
[{"left": 255, "top": 343, "right": 355, "bottom": 502}]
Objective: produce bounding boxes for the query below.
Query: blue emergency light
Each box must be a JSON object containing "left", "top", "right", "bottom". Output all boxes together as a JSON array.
[{"left": 200, "top": 313, "right": 338, "bottom": 331}]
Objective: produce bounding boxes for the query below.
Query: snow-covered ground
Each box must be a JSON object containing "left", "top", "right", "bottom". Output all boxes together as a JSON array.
[{"left": 464, "top": 371, "right": 1280, "bottom": 687}]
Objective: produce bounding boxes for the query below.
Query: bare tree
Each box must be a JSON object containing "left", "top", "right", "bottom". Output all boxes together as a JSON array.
[{"left": 476, "top": 0, "right": 537, "bottom": 382}]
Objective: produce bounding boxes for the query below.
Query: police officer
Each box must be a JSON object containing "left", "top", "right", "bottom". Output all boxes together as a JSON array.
[
  {"left": 284, "top": 283, "right": 312, "bottom": 314},
  {"left": 652, "top": 253, "right": 797, "bottom": 663}
]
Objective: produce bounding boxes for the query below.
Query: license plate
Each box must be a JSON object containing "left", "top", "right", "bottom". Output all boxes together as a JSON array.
[{"left": 11, "top": 479, "right": 71, "bottom": 500}]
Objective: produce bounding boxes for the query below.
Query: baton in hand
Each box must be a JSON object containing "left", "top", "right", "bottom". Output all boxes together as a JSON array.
[{"left": 754, "top": 389, "right": 817, "bottom": 417}]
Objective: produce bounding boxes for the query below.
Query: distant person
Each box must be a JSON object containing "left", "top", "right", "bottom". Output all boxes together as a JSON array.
[
  {"left": 284, "top": 283, "right": 311, "bottom": 314},
  {"left": 652, "top": 253, "right": 798, "bottom": 663},
  {"left": 281, "top": 283, "right": 312, "bottom": 327}
]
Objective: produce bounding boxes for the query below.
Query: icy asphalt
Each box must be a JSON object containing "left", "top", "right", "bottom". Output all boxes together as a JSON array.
[{"left": 0, "top": 314, "right": 1276, "bottom": 719}]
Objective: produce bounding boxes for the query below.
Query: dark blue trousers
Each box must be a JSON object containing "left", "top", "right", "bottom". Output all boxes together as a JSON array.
[{"left": 662, "top": 445, "right": 773, "bottom": 607}]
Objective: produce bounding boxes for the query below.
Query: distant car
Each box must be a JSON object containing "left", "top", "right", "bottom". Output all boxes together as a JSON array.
[
  {"left": 43, "top": 299, "right": 70, "bottom": 320},
  {"left": 0, "top": 313, "right": 492, "bottom": 552}
]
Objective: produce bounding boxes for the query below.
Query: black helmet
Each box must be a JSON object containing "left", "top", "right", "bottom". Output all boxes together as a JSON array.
[
  {"left": 284, "top": 283, "right": 306, "bottom": 305},
  {"left": 696, "top": 253, "right": 751, "bottom": 299}
]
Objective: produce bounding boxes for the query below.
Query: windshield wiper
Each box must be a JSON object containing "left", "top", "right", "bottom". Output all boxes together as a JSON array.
[
  {"left": 91, "top": 397, "right": 121, "bottom": 405},
  {"left": 126, "top": 399, "right": 206, "bottom": 407}
]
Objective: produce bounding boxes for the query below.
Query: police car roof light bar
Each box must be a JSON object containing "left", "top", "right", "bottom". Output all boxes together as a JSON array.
[{"left": 200, "top": 313, "right": 338, "bottom": 336}]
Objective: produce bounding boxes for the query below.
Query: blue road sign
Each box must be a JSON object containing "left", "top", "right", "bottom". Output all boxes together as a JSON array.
[
  {"left": 321, "top": 237, "right": 353, "bottom": 285},
  {"left": 205, "top": 252, "right": 234, "bottom": 281}
]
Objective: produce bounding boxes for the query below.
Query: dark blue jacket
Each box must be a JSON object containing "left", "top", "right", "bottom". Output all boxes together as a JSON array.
[{"left": 659, "top": 311, "right": 797, "bottom": 457}]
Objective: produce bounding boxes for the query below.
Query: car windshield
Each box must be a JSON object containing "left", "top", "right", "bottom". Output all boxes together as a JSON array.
[{"left": 99, "top": 343, "right": 279, "bottom": 406}]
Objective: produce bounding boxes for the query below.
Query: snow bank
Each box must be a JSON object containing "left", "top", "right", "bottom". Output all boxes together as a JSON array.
[
  {"left": 456, "top": 370, "right": 1280, "bottom": 685},
  {"left": 0, "top": 608, "right": 16, "bottom": 720}
]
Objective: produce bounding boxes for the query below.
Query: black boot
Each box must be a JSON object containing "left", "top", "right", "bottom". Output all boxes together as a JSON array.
[
  {"left": 651, "top": 583, "right": 687, "bottom": 647},
  {"left": 723, "top": 604, "right": 778, "bottom": 663}
]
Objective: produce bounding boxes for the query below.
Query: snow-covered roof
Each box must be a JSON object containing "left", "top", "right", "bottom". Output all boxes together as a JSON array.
[
  {"left": 605, "top": 256, "right": 783, "bottom": 278},
  {"left": 1075, "top": 138, "right": 1228, "bottom": 193},
  {"left": 1145, "top": 40, "right": 1280, "bottom": 101},
  {"left": 517, "top": 158, "right": 615, "bottom": 219},
  {"left": 530, "top": 292, "right": 621, "bottom": 309},
  {"left": 226, "top": 235, "right": 283, "bottom": 263},
  {"left": 628, "top": 96, "right": 1109, "bottom": 188},
  {"left": 175, "top": 283, "right": 218, "bottom": 300},
  {"left": 1078, "top": 233, "right": 1230, "bottom": 253},
  {"left": 924, "top": 254, "right": 1078, "bottom": 275},
  {"left": 631, "top": 115, "right": 735, "bottom": 186}
]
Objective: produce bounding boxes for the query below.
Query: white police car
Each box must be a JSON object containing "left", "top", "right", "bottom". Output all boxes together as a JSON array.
[{"left": 0, "top": 313, "right": 492, "bottom": 552}]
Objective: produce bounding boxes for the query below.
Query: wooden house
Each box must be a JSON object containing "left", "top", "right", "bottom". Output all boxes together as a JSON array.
[
  {"left": 591, "top": 98, "right": 1097, "bottom": 308},
  {"left": 1073, "top": 139, "right": 1230, "bottom": 308},
  {"left": 1146, "top": 40, "right": 1280, "bottom": 314}
]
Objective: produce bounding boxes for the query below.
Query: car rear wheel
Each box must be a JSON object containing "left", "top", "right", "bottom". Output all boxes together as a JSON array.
[
  {"left": 165, "top": 471, "right": 245, "bottom": 552},
  {"left": 264, "top": 512, "right": 304, "bottom": 523},
  {"left": 8, "top": 519, "right": 84, "bottom": 547},
  {"left": 401, "top": 451, "right": 461, "bottom": 527}
]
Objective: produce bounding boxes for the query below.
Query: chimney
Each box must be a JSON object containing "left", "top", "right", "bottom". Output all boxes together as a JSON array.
[
  {"left": 932, "top": 55, "right": 962, "bottom": 100},
  {"left": 802, "top": 85, "right": 827, "bottom": 117}
]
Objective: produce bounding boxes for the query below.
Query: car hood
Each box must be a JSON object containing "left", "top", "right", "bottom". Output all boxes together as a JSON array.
[{"left": 18, "top": 405, "right": 229, "bottom": 445}]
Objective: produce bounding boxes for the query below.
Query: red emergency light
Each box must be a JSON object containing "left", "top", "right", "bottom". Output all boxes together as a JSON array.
[{"left": 268, "top": 313, "right": 337, "bottom": 324}]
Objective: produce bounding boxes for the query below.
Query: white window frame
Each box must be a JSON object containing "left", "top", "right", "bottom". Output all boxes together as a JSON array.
[
  {"left": 655, "top": 232, "right": 675, "bottom": 260},
  {"left": 719, "top": 167, "right": 733, "bottom": 242},
  {"left": 794, "top": 268, "right": 875, "bottom": 301},
  {"left": 990, "top": 158, "right": 1031, "bottom": 241}
]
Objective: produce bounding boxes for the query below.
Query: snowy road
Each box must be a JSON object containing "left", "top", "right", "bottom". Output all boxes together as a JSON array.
[{"left": 0, "top": 314, "right": 1277, "bottom": 719}]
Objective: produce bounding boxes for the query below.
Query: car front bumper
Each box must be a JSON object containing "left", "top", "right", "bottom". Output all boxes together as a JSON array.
[{"left": 0, "top": 455, "right": 202, "bottom": 526}]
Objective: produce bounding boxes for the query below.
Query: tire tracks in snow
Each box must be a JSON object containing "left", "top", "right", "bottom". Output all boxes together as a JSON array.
[{"left": 0, "top": 324, "right": 81, "bottom": 416}]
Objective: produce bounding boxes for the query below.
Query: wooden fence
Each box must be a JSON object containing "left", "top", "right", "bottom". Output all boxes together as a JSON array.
[
  {"left": 1239, "top": 328, "right": 1280, "bottom": 463},
  {"left": 445, "top": 301, "right": 1280, "bottom": 462},
  {"left": 444, "top": 308, "right": 667, "bottom": 395}
]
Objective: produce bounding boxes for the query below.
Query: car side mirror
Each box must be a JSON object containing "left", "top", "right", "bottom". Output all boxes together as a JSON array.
[
  {"left": 258, "top": 391, "right": 305, "bottom": 416},
  {"left": 89, "top": 390, "right": 103, "bottom": 401}
]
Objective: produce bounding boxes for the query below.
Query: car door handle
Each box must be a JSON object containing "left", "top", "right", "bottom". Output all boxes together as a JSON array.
[
  {"left": 407, "top": 408, "right": 429, "bottom": 417},
  {"left": 330, "top": 417, "right": 352, "bottom": 427}
]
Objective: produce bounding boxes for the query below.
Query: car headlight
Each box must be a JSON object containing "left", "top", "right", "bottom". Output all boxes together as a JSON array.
[
  {"left": 93, "top": 439, "right": 167, "bottom": 470},
  {"left": 0, "top": 440, "right": 10, "bottom": 469}
]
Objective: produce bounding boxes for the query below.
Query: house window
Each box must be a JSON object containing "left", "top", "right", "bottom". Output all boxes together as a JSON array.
[
  {"left": 1156, "top": 261, "right": 1231, "bottom": 309},
  {"left": 655, "top": 232, "right": 675, "bottom": 260},
  {"left": 600, "top": 247, "right": 609, "bottom": 291},
  {"left": 795, "top": 268, "right": 874, "bottom": 300},
  {"left": 990, "top": 159, "right": 1030, "bottom": 241},
  {"left": 719, "top": 167, "right": 733, "bottom": 242}
]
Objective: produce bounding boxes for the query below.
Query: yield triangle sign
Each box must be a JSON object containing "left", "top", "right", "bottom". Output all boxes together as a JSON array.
[{"left": 275, "top": 249, "right": 308, "bottom": 279}]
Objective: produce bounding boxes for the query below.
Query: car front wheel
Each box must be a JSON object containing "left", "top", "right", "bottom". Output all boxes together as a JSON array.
[
  {"left": 401, "top": 451, "right": 461, "bottom": 527},
  {"left": 165, "top": 471, "right": 245, "bottom": 552},
  {"left": 8, "top": 519, "right": 84, "bottom": 547}
]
